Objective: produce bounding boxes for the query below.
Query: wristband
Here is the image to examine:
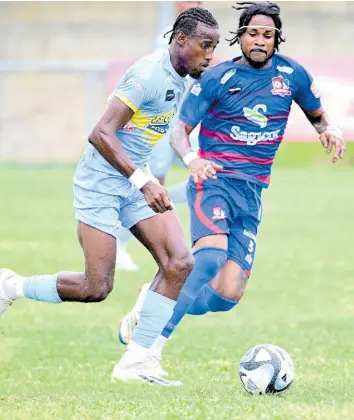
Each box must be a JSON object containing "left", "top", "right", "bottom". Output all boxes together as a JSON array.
[
  {"left": 183, "top": 152, "right": 199, "bottom": 166},
  {"left": 129, "top": 168, "right": 150, "bottom": 189},
  {"left": 326, "top": 125, "right": 342, "bottom": 138}
]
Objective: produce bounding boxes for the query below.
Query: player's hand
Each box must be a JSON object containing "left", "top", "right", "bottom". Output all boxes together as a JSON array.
[
  {"left": 319, "top": 126, "right": 345, "bottom": 163},
  {"left": 141, "top": 181, "right": 173, "bottom": 213},
  {"left": 188, "top": 158, "right": 223, "bottom": 183}
]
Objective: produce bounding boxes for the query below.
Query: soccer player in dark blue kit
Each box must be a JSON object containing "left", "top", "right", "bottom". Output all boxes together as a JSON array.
[{"left": 118, "top": 1, "right": 345, "bottom": 381}]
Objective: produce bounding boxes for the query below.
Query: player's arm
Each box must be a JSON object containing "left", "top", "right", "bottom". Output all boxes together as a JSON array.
[
  {"left": 302, "top": 107, "right": 345, "bottom": 163},
  {"left": 171, "top": 77, "right": 223, "bottom": 183},
  {"left": 89, "top": 95, "right": 172, "bottom": 214},
  {"left": 294, "top": 66, "right": 345, "bottom": 163},
  {"left": 88, "top": 97, "right": 136, "bottom": 177}
]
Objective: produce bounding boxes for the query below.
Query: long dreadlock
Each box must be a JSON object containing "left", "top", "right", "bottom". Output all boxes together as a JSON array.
[{"left": 227, "top": 2, "right": 285, "bottom": 50}]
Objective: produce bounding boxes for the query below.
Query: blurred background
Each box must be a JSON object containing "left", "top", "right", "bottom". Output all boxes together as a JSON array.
[{"left": 0, "top": 1, "right": 353, "bottom": 163}]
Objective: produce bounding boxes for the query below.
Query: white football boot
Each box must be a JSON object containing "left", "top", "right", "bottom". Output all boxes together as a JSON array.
[
  {"left": 115, "top": 243, "right": 139, "bottom": 272},
  {"left": 111, "top": 341, "right": 182, "bottom": 386},
  {"left": 0, "top": 269, "right": 19, "bottom": 316}
]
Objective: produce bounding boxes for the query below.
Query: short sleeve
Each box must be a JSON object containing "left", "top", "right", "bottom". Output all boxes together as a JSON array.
[
  {"left": 112, "top": 62, "right": 156, "bottom": 112},
  {"left": 294, "top": 65, "right": 322, "bottom": 112},
  {"left": 179, "top": 72, "right": 218, "bottom": 127}
]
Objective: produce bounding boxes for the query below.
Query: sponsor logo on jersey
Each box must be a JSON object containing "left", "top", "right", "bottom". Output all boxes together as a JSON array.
[
  {"left": 220, "top": 69, "right": 236, "bottom": 84},
  {"left": 276, "top": 65, "right": 294, "bottom": 74},
  {"left": 145, "top": 110, "right": 176, "bottom": 135},
  {"left": 230, "top": 126, "right": 281, "bottom": 145},
  {"left": 165, "top": 89, "right": 175, "bottom": 101},
  {"left": 271, "top": 75, "right": 291, "bottom": 97},
  {"left": 212, "top": 207, "right": 226, "bottom": 220},
  {"left": 243, "top": 104, "right": 268, "bottom": 128},
  {"left": 191, "top": 83, "right": 202, "bottom": 96}
]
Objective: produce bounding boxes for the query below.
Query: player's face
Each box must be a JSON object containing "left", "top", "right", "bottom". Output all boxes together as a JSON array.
[
  {"left": 240, "top": 15, "right": 277, "bottom": 69},
  {"left": 181, "top": 24, "right": 220, "bottom": 79}
]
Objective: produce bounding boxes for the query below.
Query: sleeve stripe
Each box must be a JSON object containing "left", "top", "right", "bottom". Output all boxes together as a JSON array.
[{"left": 114, "top": 93, "right": 138, "bottom": 113}]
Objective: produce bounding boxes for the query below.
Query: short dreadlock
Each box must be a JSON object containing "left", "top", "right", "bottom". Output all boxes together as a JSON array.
[{"left": 166, "top": 7, "right": 219, "bottom": 44}]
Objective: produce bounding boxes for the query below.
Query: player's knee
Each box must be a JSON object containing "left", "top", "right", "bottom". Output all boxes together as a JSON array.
[
  {"left": 232, "top": 269, "right": 250, "bottom": 301},
  {"left": 81, "top": 274, "right": 114, "bottom": 302},
  {"left": 162, "top": 251, "right": 194, "bottom": 284},
  {"left": 212, "top": 267, "right": 250, "bottom": 302}
]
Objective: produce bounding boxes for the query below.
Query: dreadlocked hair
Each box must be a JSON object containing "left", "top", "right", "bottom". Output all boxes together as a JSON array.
[
  {"left": 166, "top": 7, "right": 218, "bottom": 44},
  {"left": 227, "top": 2, "right": 285, "bottom": 50}
]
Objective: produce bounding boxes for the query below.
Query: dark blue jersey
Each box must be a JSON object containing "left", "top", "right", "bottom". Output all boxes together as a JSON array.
[{"left": 180, "top": 54, "right": 321, "bottom": 187}]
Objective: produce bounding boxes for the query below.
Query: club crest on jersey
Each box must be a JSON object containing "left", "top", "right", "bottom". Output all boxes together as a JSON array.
[
  {"left": 123, "top": 121, "right": 135, "bottom": 132},
  {"left": 243, "top": 104, "right": 268, "bottom": 128},
  {"left": 271, "top": 75, "right": 291, "bottom": 97},
  {"left": 165, "top": 89, "right": 175, "bottom": 101},
  {"left": 145, "top": 110, "right": 176, "bottom": 135},
  {"left": 212, "top": 207, "right": 226, "bottom": 220}
]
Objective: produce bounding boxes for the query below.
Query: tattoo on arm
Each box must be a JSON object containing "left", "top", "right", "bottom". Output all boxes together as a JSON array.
[{"left": 303, "top": 107, "right": 329, "bottom": 134}]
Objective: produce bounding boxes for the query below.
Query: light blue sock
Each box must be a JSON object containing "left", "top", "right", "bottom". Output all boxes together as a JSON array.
[
  {"left": 168, "top": 181, "right": 187, "bottom": 205},
  {"left": 188, "top": 284, "right": 238, "bottom": 315},
  {"left": 132, "top": 290, "right": 176, "bottom": 348},
  {"left": 117, "top": 227, "right": 133, "bottom": 246},
  {"left": 23, "top": 274, "right": 62, "bottom": 303},
  {"left": 161, "top": 247, "right": 227, "bottom": 339}
]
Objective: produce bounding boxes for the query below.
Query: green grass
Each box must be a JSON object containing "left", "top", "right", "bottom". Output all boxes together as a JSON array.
[{"left": 1, "top": 158, "right": 354, "bottom": 419}]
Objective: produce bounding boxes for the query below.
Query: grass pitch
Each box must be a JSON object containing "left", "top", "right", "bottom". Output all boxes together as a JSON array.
[{"left": 0, "top": 157, "right": 353, "bottom": 419}]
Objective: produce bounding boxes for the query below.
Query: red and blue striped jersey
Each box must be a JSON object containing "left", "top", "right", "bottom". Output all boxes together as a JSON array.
[{"left": 180, "top": 54, "right": 321, "bottom": 188}]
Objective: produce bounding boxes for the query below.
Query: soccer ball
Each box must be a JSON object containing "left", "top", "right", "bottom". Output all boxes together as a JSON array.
[{"left": 239, "top": 344, "right": 294, "bottom": 395}]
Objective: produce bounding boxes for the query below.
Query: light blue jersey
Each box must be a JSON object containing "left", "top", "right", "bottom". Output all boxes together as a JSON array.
[
  {"left": 149, "top": 26, "right": 200, "bottom": 177},
  {"left": 83, "top": 50, "right": 187, "bottom": 176},
  {"left": 73, "top": 50, "right": 187, "bottom": 237}
]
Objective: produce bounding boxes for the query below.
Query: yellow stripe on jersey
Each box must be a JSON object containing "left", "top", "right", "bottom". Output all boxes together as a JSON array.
[
  {"left": 131, "top": 109, "right": 176, "bottom": 145},
  {"left": 114, "top": 93, "right": 138, "bottom": 113}
]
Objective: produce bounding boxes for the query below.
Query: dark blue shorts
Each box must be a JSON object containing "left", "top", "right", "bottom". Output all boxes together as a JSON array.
[{"left": 187, "top": 176, "right": 263, "bottom": 274}]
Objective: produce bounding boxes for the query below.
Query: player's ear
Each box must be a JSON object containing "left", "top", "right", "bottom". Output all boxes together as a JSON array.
[{"left": 175, "top": 30, "right": 187, "bottom": 47}]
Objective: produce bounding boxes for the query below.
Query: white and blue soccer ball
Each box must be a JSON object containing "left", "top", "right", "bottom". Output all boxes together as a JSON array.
[{"left": 239, "top": 344, "right": 295, "bottom": 395}]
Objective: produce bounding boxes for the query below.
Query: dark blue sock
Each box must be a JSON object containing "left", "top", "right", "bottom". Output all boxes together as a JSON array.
[
  {"left": 188, "top": 284, "right": 238, "bottom": 315},
  {"left": 161, "top": 247, "right": 227, "bottom": 338}
]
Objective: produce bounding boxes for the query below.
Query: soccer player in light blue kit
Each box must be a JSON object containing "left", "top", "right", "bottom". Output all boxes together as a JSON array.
[
  {"left": 115, "top": 1, "right": 203, "bottom": 271},
  {"left": 0, "top": 8, "right": 220, "bottom": 386},
  {"left": 117, "top": 2, "right": 345, "bottom": 384}
]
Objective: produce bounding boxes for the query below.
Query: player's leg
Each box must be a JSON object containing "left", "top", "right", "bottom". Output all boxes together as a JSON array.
[
  {"left": 117, "top": 177, "right": 231, "bottom": 346},
  {"left": 0, "top": 160, "right": 127, "bottom": 314},
  {"left": 159, "top": 177, "right": 231, "bottom": 340},
  {"left": 115, "top": 134, "right": 176, "bottom": 271},
  {"left": 0, "top": 221, "right": 117, "bottom": 315},
  {"left": 187, "top": 179, "right": 263, "bottom": 314},
  {"left": 115, "top": 227, "right": 138, "bottom": 272},
  {"left": 112, "top": 198, "right": 194, "bottom": 384}
]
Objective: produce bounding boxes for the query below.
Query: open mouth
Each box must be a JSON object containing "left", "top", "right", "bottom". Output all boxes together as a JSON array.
[{"left": 250, "top": 49, "right": 267, "bottom": 54}]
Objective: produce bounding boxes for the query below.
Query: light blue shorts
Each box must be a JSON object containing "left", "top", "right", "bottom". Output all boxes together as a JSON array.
[
  {"left": 73, "top": 160, "right": 157, "bottom": 238},
  {"left": 148, "top": 126, "right": 201, "bottom": 178}
]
